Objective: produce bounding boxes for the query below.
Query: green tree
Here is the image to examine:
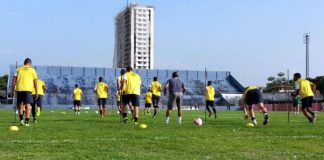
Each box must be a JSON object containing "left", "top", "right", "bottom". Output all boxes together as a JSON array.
[{"left": 0, "top": 75, "right": 8, "bottom": 90}]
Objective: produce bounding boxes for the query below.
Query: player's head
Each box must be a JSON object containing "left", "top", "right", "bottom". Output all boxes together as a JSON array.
[
  {"left": 75, "top": 84, "right": 78, "bottom": 88},
  {"left": 120, "top": 69, "right": 126, "bottom": 75},
  {"left": 126, "top": 66, "right": 133, "bottom": 72},
  {"left": 153, "top": 77, "right": 157, "bottom": 81},
  {"left": 293, "top": 73, "right": 301, "bottom": 81},
  {"left": 24, "top": 58, "right": 32, "bottom": 66},
  {"left": 207, "top": 81, "right": 212, "bottom": 86},
  {"left": 172, "top": 71, "right": 179, "bottom": 78},
  {"left": 99, "top": 77, "right": 103, "bottom": 82}
]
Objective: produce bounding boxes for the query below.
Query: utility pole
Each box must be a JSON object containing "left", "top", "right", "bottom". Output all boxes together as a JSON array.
[{"left": 304, "top": 33, "right": 310, "bottom": 78}]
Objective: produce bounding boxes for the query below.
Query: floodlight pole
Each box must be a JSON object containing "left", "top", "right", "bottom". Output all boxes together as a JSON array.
[
  {"left": 304, "top": 33, "right": 310, "bottom": 79},
  {"left": 204, "top": 68, "right": 207, "bottom": 124},
  {"left": 287, "top": 69, "right": 290, "bottom": 123}
]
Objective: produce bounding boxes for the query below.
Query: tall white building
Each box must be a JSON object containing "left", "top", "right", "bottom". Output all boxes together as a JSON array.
[{"left": 113, "top": 4, "right": 154, "bottom": 69}]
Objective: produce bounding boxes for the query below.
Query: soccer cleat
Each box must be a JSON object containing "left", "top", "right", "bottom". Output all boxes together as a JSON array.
[
  {"left": 214, "top": 114, "right": 217, "bottom": 119},
  {"left": 34, "top": 119, "right": 37, "bottom": 124},
  {"left": 263, "top": 114, "right": 269, "bottom": 125},
  {"left": 152, "top": 116, "right": 156, "bottom": 119},
  {"left": 134, "top": 122, "right": 138, "bottom": 125},
  {"left": 208, "top": 113, "right": 212, "bottom": 117},
  {"left": 253, "top": 119, "right": 258, "bottom": 126},
  {"left": 311, "top": 113, "right": 316, "bottom": 122},
  {"left": 20, "top": 120, "right": 25, "bottom": 126},
  {"left": 25, "top": 123, "right": 30, "bottom": 127},
  {"left": 123, "top": 117, "right": 128, "bottom": 123}
]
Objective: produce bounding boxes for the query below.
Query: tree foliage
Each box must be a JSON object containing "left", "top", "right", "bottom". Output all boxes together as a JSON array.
[
  {"left": 0, "top": 75, "right": 8, "bottom": 90},
  {"left": 264, "top": 72, "right": 293, "bottom": 93}
]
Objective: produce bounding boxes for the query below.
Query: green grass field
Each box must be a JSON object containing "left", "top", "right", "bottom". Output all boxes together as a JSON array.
[{"left": 0, "top": 109, "right": 324, "bottom": 160}]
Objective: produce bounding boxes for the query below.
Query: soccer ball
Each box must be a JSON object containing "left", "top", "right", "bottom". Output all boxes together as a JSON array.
[
  {"left": 193, "top": 118, "right": 203, "bottom": 126},
  {"left": 9, "top": 126, "right": 19, "bottom": 131},
  {"left": 139, "top": 124, "right": 147, "bottom": 129},
  {"left": 246, "top": 123, "right": 254, "bottom": 128}
]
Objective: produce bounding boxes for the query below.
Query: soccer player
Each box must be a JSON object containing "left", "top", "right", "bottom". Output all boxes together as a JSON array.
[
  {"left": 117, "top": 69, "right": 134, "bottom": 114},
  {"left": 241, "top": 86, "right": 269, "bottom": 126},
  {"left": 12, "top": 58, "right": 38, "bottom": 126},
  {"left": 120, "top": 66, "right": 142, "bottom": 124},
  {"left": 73, "top": 84, "right": 83, "bottom": 115},
  {"left": 144, "top": 88, "right": 152, "bottom": 115},
  {"left": 31, "top": 79, "right": 46, "bottom": 123},
  {"left": 205, "top": 81, "right": 217, "bottom": 118},
  {"left": 291, "top": 93, "right": 301, "bottom": 115},
  {"left": 95, "top": 77, "right": 109, "bottom": 118},
  {"left": 150, "top": 77, "right": 162, "bottom": 118},
  {"left": 293, "top": 73, "right": 316, "bottom": 123},
  {"left": 164, "top": 72, "right": 186, "bottom": 125}
]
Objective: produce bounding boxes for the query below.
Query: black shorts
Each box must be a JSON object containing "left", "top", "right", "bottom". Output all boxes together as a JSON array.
[
  {"left": 32, "top": 95, "right": 43, "bottom": 109},
  {"left": 98, "top": 98, "right": 107, "bottom": 107},
  {"left": 152, "top": 95, "right": 160, "bottom": 107},
  {"left": 206, "top": 100, "right": 214, "bottom": 107},
  {"left": 74, "top": 100, "right": 81, "bottom": 107},
  {"left": 301, "top": 96, "right": 313, "bottom": 109},
  {"left": 145, "top": 103, "right": 152, "bottom": 108},
  {"left": 17, "top": 91, "right": 33, "bottom": 105},
  {"left": 292, "top": 101, "right": 300, "bottom": 107},
  {"left": 245, "top": 89, "right": 263, "bottom": 106},
  {"left": 122, "top": 94, "right": 140, "bottom": 106}
]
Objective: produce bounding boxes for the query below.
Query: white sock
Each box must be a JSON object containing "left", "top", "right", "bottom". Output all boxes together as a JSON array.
[
  {"left": 178, "top": 117, "right": 182, "bottom": 124},
  {"left": 166, "top": 117, "right": 170, "bottom": 124}
]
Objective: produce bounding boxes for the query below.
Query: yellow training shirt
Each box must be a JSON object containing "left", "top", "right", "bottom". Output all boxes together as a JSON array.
[
  {"left": 123, "top": 71, "right": 142, "bottom": 95},
  {"left": 95, "top": 82, "right": 108, "bottom": 98},
  {"left": 15, "top": 66, "right": 38, "bottom": 92},
  {"left": 205, "top": 86, "right": 215, "bottom": 101},
  {"left": 32, "top": 79, "right": 46, "bottom": 95},
  {"left": 296, "top": 79, "right": 314, "bottom": 99},
  {"left": 145, "top": 92, "right": 152, "bottom": 104},
  {"left": 150, "top": 81, "right": 162, "bottom": 96},
  {"left": 73, "top": 88, "right": 83, "bottom": 100},
  {"left": 243, "top": 86, "right": 258, "bottom": 96}
]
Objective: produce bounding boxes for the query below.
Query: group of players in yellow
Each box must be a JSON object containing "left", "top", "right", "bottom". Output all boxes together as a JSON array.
[{"left": 11, "top": 58, "right": 317, "bottom": 126}]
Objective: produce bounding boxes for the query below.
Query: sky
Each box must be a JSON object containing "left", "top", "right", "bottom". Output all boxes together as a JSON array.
[{"left": 0, "top": 0, "right": 323, "bottom": 86}]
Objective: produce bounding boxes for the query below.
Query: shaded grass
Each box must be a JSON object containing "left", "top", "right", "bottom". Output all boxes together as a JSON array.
[{"left": 0, "top": 109, "right": 324, "bottom": 160}]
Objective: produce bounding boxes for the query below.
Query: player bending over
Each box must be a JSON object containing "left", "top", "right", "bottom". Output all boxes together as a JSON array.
[
  {"left": 31, "top": 79, "right": 46, "bottom": 123},
  {"left": 293, "top": 73, "right": 316, "bottom": 123},
  {"left": 95, "top": 77, "right": 109, "bottom": 118},
  {"left": 241, "top": 86, "right": 269, "bottom": 126}
]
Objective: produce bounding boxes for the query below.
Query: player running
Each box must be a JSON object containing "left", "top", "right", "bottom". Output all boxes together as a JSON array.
[
  {"left": 120, "top": 66, "right": 142, "bottom": 124},
  {"left": 150, "top": 77, "right": 162, "bottom": 118},
  {"left": 12, "top": 58, "right": 38, "bottom": 126},
  {"left": 164, "top": 72, "right": 186, "bottom": 125},
  {"left": 31, "top": 79, "right": 46, "bottom": 123},
  {"left": 241, "top": 86, "right": 269, "bottom": 126},
  {"left": 95, "top": 77, "right": 109, "bottom": 118},
  {"left": 73, "top": 84, "right": 83, "bottom": 115},
  {"left": 144, "top": 88, "right": 152, "bottom": 115},
  {"left": 205, "top": 81, "right": 217, "bottom": 118},
  {"left": 293, "top": 73, "right": 316, "bottom": 123}
]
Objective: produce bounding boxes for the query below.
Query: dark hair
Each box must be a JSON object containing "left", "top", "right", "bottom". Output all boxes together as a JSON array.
[
  {"left": 24, "top": 58, "right": 32, "bottom": 65},
  {"left": 99, "top": 77, "right": 103, "bottom": 82},
  {"left": 207, "top": 81, "right": 212, "bottom": 86},
  {"left": 172, "top": 72, "right": 179, "bottom": 78},
  {"left": 126, "top": 66, "right": 133, "bottom": 72},
  {"left": 120, "top": 69, "right": 126, "bottom": 75},
  {"left": 294, "top": 73, "right": 301, "bottom": 79},
  {"left": 75, "top": 84, "right": 78, "bottom": 88},
  {"left": 153, "top": 77, "right": 157, "bottom": 81}
]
